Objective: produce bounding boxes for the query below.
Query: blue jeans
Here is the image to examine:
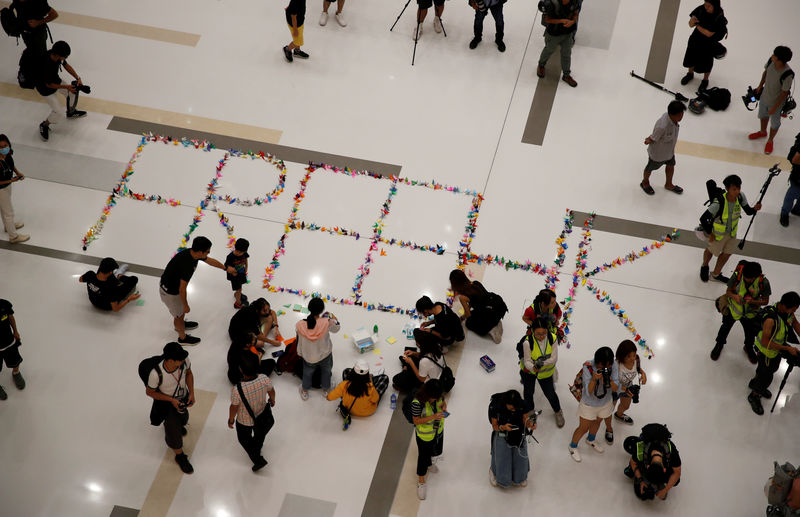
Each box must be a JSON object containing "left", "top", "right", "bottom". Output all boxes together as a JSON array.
[
  {"left": 473, "top": 3, "right": 504, "bottom": 41},
  {"left": 302, "top": 354, "right": 332, "bottom": 390},
  {"left": 781, "top": 183, "right": 800, "bottom": 216},
  {"left": 491, "top": 432, "right": 529, "bottom": 487}
]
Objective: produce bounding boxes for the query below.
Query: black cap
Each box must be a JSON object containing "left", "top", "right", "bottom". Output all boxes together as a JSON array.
[
  {"left": 163, "top": 342, "right": 189, "bottom": 361},
  {"left": 98, "top": 257, "right": 119, "bottom": 273}
]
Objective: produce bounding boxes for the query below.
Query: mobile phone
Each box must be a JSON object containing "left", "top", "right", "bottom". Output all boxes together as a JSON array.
[
  {"left": 271, "top": 350, "right": 284, "bottom": 358},
  {"left": 404, "top": 346, "right": 417, "bottom": 352},
  {"left": 442, "top": 411, "right": 450, "bottom": 418}
]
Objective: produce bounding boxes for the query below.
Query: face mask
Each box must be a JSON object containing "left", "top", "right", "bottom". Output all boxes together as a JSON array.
[{"left": 0, "top": 147, "right": 9, "bottom": 155}]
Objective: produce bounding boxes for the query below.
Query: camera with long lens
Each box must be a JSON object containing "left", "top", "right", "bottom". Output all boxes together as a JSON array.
[
  {"left": 781, "top": 96, "right": 796, "bottom": 118},
  {"left": 71, "top": 80, "right": 91, "bottom": 94},
  {"left": 635, "top": 477, "right": 656, "bottom": 501},
  {"left": 534, "top": 353, "right": 551, "bottom": 372},
  {"left": 766, "top": 505, "right": 786, "bottom": 517},
  {"left": 742, "top": 85, "right": 760, "bottom": 110},
  {"left": 628, "top": 384, "right": 641, "bottom": 404},
  {"left": 597, "top": 366, "right": 612, "bottom": 389}
]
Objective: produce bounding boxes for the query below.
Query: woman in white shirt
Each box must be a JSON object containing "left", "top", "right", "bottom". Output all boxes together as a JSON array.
[{"left": 403, "top": 329, "right": 446, "bottom": 384}]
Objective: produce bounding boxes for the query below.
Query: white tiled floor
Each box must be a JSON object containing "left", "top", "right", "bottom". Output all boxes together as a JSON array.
[{"left": 1, "top": 1, "right": 800, "bottom": 516}]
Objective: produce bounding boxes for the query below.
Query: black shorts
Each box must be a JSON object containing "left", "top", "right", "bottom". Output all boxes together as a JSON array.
[
  {"left": 645, "top": 156, "right": 676, "bottom": 172},
  {"left": 0, "top": 343, "right": 22, "bottom": 371},
  {"left": 417, "top": 0, "right": 445, "bottom": 9},
  {"left": 230, "top": 278, "right": 246, "bottom": 291}
]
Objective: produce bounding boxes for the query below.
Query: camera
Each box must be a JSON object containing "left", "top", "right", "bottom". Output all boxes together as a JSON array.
[
  {"left": 628, "top": 384, "right": 641, "bottom": 404},
  {"left": 534, "top": 353, "right": 551, "bottom": 372},
  {"left": 71, "top": 80, "right": 91, "bottom": 94},
  {"left": 742, "top": 85, "right": 760, "bottom": 110},
  {"left": 597, "top": 366, "right": 611, "bottom": 389},
  {"left": 635, "top": 478, "right": 656, "bottom": 501},
  {"left": 537, "top": 0, "right": 547, "bottom": 13},
  {"left": 781, "top": 96, "right": 796, "bottom": 118}
]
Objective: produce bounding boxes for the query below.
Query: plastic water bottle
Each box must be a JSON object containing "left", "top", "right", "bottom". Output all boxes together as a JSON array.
[
  {"left": 390, "top": 393, "right": 397, "bottom": 410},
  {"left": 373, "top": 324, "right": 379, "bottom": 335}
]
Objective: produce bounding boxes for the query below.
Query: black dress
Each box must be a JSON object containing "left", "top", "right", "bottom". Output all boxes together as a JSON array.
[{"left": 682, "top": 5, "right": 727, "bottom": 74}]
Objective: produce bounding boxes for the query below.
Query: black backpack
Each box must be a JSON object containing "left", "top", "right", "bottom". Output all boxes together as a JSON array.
[
  {"left": 17, "top": 47, "right": 41, "bottom": 90},
  {"left": 1, "top": 4, "right": 22, "bottom": 38},
  {"left": 697, "top": 87, "right": 731, "bottom": 111},
  {"left": 639, "top": 423, "right": 673, "bottom": 461},
  {"left": 138, "top": 355, "right": 166, "bottom": 388},
  {"left": 430, "top": 356, "right": 455, "bottom": 393}
]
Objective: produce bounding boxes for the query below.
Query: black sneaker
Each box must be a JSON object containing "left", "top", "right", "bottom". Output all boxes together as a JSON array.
[
  {"left": 241, "top": 294, "right": 249, "bottom": 303},
  {"left": 700, "top": 265, "right": 709, "bottom": 282},
  {"left": 184, "top": 321, "right": 199, "bottom": 330},
  {"left": 39, "top": 122, "right": 49, "bottom": 142},
  {"left": 293, "top": 48, "right": 310, "bottom": 59},
  {"left": 712, "top": 273, "right": 730, "bottom": 283},
  {"left": 283, "top": 46, "right": 293, "bottom": 62},
  {"left": 710, "top": 343, "right": 723, "bottom": 360},
  {"left": 698, "top": 79, "right": 708, "bottom": 91},
  {"left": 175, "top": 453, "right": 194, "bottom": 474},
  {"left": 496, "top": 40, "right": 505, "bottom": 52},
  {"left": 0, "top": 385, "right": 7, "bottom": 400},
  {"left": 252, "top": 456, "right": 268, "bottom": 472},
  {"left": 623, "top": 465, "right": 634, "bottom": 478},
  {"left": 178, "top": 335, "right": 201, "bottom": 346},
  {"left": 12, "top": 372, "right": 25, "bottom": 390},
  {"left": 680, "top": 72, "right": 694, "bottom": 85},
  {"left": 762, "top": 388, "right": 773, "bottom": 400},
  {"left": 780, "top": 213, "right": 789, "bottom": 227},
  {"left": 748, "top": 392, "right": 764, "bottom": 415},
  {"left": 469, "top": 37, "right": 481, "bottom": 49},
  {"left": 605, "top": 430, "right": 614, "bottom": 445},
  {"left": 66, "top": 109, "right": 87, "bottom": 118}
]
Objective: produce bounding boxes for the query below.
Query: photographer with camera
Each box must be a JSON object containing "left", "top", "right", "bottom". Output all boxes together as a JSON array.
[
  {"left": 568, "top": 346, "right": 620, "bottom": 462},
  {"left": 467, "top": 0, "right": 505, "bottom": 52},
  {"left": 144, "top": 342, "right": 196, "bottom": 474},
  {"left": 35, "top": 40, "right": 88, "bottom": 142},
  {"left": 613, "top": 340, "right": 646, "bottom": 426},
  {"left": 747, "top": 291, "right": 800, "bottom": 415},
  {"left": 680, "top": 1, "right": 727, "bottom": 91},
  {"left": 779, "top": 133, "right": 800, "bottom": 227},
  {"left": 488, "top": 390, "right": 535, "bottom": 488},
  {"left": 623, "top": 423, "right": 681, "bottom": 501},
  {"left": 518, "top": 317, "right": 564, "bottom": 427},
  {"left": 536, "top": 0, "right": 581, "bottom": 88},
  {"left": 748, "top": 46, "right": 794, "bottom": 155}
]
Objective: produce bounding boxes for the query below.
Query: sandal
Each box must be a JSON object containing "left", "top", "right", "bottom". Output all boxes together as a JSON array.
[
  {"left": 665, "top": 185, "right": 684, "bottom": 194},
  {"left": 639, "top": 182, "right": 655, "bottom": 196}
]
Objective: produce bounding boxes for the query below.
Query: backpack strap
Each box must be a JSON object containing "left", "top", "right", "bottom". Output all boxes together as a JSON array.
[
  {"left": 781, "top": 69, "right": 795, "bottom": 83},
  {"left": 236, "top": 382, "right": 258, "bottom": 422}
]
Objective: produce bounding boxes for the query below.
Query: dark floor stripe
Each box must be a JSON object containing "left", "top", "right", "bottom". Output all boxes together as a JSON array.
[
  {"left": 109, "top": 505, "right": 139, "bottom": 517},
  {"left": 360, "top": 408, "right": 414, "bottom": 517},
  {"left": 573, "top": 211, "right": 800, "bottom": 265},
  {"left": 107, "top": 117, "right": 402, "bottom": 177},
  {"left": 644, "top": 0, "right": 681, "bottom": 83},
  {"left": 521, "top": 60, "right": 561, "bottom": 146}
]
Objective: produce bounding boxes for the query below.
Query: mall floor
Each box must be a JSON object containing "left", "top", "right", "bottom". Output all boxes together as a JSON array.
[{"left": 0, "top": 1, "right": 799, "bottom": 516}]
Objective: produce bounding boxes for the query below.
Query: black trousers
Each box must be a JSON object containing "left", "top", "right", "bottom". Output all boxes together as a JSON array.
[
  {"left": 416, "top": 432, "right": 444, "bottom": 477},
  {"left": 163, "top": 406, "right": 189, "bottom": 450},
  {"left": 520, "top": 370, "right": 561, "bottom": 413},
  {"left": 715, "top": 313, "right": 758, "bottom": 348},
  {"left": 22, "top": 27, "right": 48, "bottom": 55},
  {"left": 751, "top": 352, "right": 781, "bottom": 395},
  {"left": 235, "top": 407, "right": 275, "bottom": 464},
  {"left": 473, "top": 3, "right": 504, "bottom": 41}
]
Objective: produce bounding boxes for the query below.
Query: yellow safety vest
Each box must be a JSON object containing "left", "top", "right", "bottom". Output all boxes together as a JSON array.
[
  {"left": 712, "top": 196, "right": 741, "bottom": 239},
  {"left": 519, "top": 331, "right": 556, "bottom": 379},
  {"left": 414, "top": 399, "right": 444, "bottom": 441},
  {"left": 727, "top": 274, "right": 762, "bottom": 321},
  {"left": 756, "top": 306, "right": 794, "bottom": 359}
]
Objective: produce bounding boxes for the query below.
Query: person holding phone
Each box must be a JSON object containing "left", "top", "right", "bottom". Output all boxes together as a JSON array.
[
  {"left": 412, "top": 379, "right": 446, "bottom": 500},
  {"left": 488, "top": 390, "right": 535, "bottom": 488}
]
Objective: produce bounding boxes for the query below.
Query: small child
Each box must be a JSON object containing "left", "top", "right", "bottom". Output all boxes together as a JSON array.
[
  {"left": 225, "top": 238, "right": 250, "bottom": 309},
  {"left": 284, "top": 0, "right": 310, "bottom": 62},
  {"left": 613, "top": 339, "right": 647, "bottom": 426}
]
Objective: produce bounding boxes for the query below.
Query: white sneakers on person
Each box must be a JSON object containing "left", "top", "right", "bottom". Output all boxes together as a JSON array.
[
  {"left": 433, "top": 16, "right": 442, "bottom": 33},
  {"left": 489, "top": 468, "right": 498, "bottom": 486},
  {"left": 517, "top": 479, "right": 528, "bottom": 487},
  {"left": 299, "top": 385, "right": 309, "bottom": 401},
  {"left": 586, "top": 438, "right": 605, "bottom": 453},
  {"left": 335, "top": 12, "right": 347, "bottom": 26},
  {"left": 427, "top": 463, "right": 439, "bottom": 474},
  {"left": 568, "top": 445, "right": 581, "bottom": 462},
  {"left": 489, "top": 321, "right": 503, "bottom": 344},
  {"left": 412, "top": 24, "right": 423, "bottom": 41},
  {"left": 9, "top": 234, "right": 30, "bottom": 244},
  {"left": 319, "top": 11, "right": 328, "bottom": 25},
  {"left": 417, "top": 482, "right": 427, "bottom": 500},
  {"left": 322, "top": 389, "right": 329, "bottom": 398}
]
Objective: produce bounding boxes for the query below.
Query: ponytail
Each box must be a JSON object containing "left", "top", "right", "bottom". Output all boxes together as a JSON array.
[{"left": 306, "top": 297, "right": 325, "bottom": 330}]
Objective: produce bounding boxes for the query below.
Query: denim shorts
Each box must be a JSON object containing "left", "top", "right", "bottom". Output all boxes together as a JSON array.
[{"left": 758, "top": 99, "right": 784, "bottom": 130}]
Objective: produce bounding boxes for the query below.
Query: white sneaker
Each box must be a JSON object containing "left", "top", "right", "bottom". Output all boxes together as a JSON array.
[
  {"left": 441, "top": 345, "right": 449, "bottom": 354},
  {"left": 335, "top": 12, "right": 347, "bottom": 26},
  {"left": 322, "top": 390, "right": 329, "bottom": 398},
  {"left": 412, "top": 24, "right": 423, "bottom": 41},
  {"left": 517, "top": 479, "right": 528, "bottom": 487},
  {"left": 417, "top": 482, "right": 427, "bottom": 500},
  {"left": 319, "top": 11, "right": 328, "bottom": 25},
  {"left": 14, "top": 222, "right": 23, "bottom": 229},
  {"left": 433, "top": 16, "right": 442, "bottom": 33},
  {"left": 9, "top": 234, "right": 30, "bottom": 244},
  {"left": 489, "top": 468, "right": 497, "bottom": 486},
  {"left": 568, "top": 445, "right": 581, "bottom": 462},
  {"left": 427, "top": 463, "right": 439, "bottom": 474},
  {"left": 299, "top": 385, "right": 309, "bottom": 401},
  {"left": 586, "top": 439, "right": 605, "bottom": 453},
  {"left": 489, "top": 321, "right": 503, "bottom": 344}
]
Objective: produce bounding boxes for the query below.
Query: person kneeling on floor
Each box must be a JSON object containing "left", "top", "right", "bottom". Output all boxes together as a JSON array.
[
  {"left": 623, "top": 423, "right": 681, "bottom": 501},
  {"left": 327, "top": 359, "right": 389, "bottom": 420},
  {"left": 488, "top": 390, "right": 535, "bottom": 488},
  {"left": 449, "top": 269, "right": 507, "bottom": 343},
  {"left": 79, "top": 257, "right": 140, "bottom": 312}
]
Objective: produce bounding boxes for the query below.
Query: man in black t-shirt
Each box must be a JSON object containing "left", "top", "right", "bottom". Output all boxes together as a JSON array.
[
  {"left": 0, "top": 299, "right": 27, "bottom": 400},
  {"left": 624, "top": 425, "right": 682, "bottom": 500},
  {"left": 11, "top": 0, "right": 58, "bottom": 54},
  {"left": 79, "top": 257, "right": 140, "bottom": 312},
  {"left": 536, "top": 0, "right": 581, "bottom": 88},
  {"left": 159, "top": 236, "right": 235, "bottom": 345},
  {"left": 416, "top": 296, "right": 465, "bottom": 351},
  {"left": 36, "top": 41, "right": 87, "bottom": 142},
  {"left": 779, "top": 136, "right": 800, "bottom": 227}
]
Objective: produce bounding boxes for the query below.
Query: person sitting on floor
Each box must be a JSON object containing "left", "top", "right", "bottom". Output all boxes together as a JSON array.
[
  {"left": 393, "top": 329, "right": 446, "bottom": 392},
  {"left": 326, "top": 359, "right": 389, "bottom": 417},
  {"left": 416, "top": 295, "right": 465, "bottom": 352},
  {"left": 449, "top": 269, "right": 507, "bottom": 343},
  {"left": 79, "top": 257, "right": 140, "bottom": 311}
]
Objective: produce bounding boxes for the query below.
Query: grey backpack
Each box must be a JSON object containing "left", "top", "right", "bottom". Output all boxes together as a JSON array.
[{"left": 767, "top": 461, "right": 798, "bottom": 506}]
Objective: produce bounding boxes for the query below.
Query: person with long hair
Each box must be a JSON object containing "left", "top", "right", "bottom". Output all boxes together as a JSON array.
[
  {"left": 488, "top": 390, "right": 536, "bottom": 488},
  {"left": 228, "top": 351, "right": 275, "bottom": 472},
  {"left": 0, "top": 135, "right": 29, "bottom": 243},
  {"left": 392, "top": 329, "right": 443, "bottom": 392},
  {"left": 412, "top": 379, "right": 446, "bottom": 500},
  {"left": 449, "top": 269, "right": 506, "bottom": 343},
  {"left": 518, "top": 318, "right": 564, "bottom": 427},
  {"left": 227, "top": 332, "right": 277, "bottom": 385},
  {"left": 613, "top": 340, "right": 646, "bottom": 426},
  {"left": 680, "top": 0, "right": 727, "bottom": 91},
  {"left": 296, "top": 297, "right": 339, "bottom": 401},
  {"left": 326, "top": 359, "right": 389, "bottom": 417},
  {"left": 522, "top": 289, "right": 562, "bottom": 333}
]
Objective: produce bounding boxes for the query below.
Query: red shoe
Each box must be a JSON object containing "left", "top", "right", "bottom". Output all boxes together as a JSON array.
[
  {"left": 748, "top": 131, "right": 767, "bottom": 140},
  {"left": 765, "top": 141, "right": 773, "bottom": 154}
]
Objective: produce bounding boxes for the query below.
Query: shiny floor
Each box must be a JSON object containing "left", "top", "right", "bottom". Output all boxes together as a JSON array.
[{"left": 1, "top": 1, "right": 799, "bottom": 516}]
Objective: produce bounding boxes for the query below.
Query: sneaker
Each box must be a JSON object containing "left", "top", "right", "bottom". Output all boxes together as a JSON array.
[
  {"left": 178, "top": 335, "right": 201, "bottom": 345},
  {"left": 555, "top": 410, "right": 565, "bottom": 428},
  {"left": 319, "top": 11, "right": 328, "bottom": 25},
  {"left": 562, "top": 74, "right": 578, "bottom": 88},
  {"left": 712, "top": 273, "right": 730, "bottom": 283},
  {"left": 710, "top": 343, "right": 723, "bottom": 360},
  {"left": 0, "top": 385, "right": 6, "bottom": 400},
  {"left": 234, "top": 302, "right": 244, "bottom": 309},
  {"left": 14, "top": 222, "right": 24, "bottom": 229},
  {"left": 441, "top": 345, "right": 450, "bottom": 354},
  {"left": 299, "top": 385, "right": 309, "bottom": 401},
  {"left": 586, "top": 439, "right": 605, "bottom": 453},
  {"left": 780, "top": 213, "right": 790, "bottom": 227},
  {"left": 12, "top": 372, "right": 25, "bottom": 390},
  {"left": 322, "top": 389, "right": 329, "bottom": 398},
  {"left": 791, "top": 206, "right": 800, "bottom": 216},
  {"left": 536, "top": 65, "right": 545, "bottom": 78},
  {"left": 568, "top": 445, "right": 581, "bottom": 462},
  {"left": 335, "top": 12, "right": 346, "bottom": 26},
  {"left": 252, "top": 456, "right": 268, "bottom": 472},
  {"left": 9, "top": 234, "right": 30, "bottom": 244},
  {"left": 614, "top": 412, "right": 634, "bottom": 425},
  {"left": 428, "top": 463, "right": 439, "bottom": 474},
  {"left": 241, "top": 294, "right": 249, "bottom": 303},
  {"left": 66, "top": 109, "right": 87, "bottom": 119},
  {"left": 765, "top": 141, "right": 774, "bottom": 155},
  {"left": 433, "top": 16, "right": 442, "bottom": 33},
  {"left": 175, "top": 453, "right": 194, "bottom": 474},
  {"left": 417, "top": 482, "right": 427, "bottom": 500},
  {"left": 748, "top": 392, "right": 764, "bottom": 415},
  {"left": 517, "top": 479, "right": 527, "bottom": 487},
  {"left": 489, "top": 321, "right": 503, "bottom": 344},
  {"left": 184, "top": 321, "right": 199, "bottom": 330},
  {"left": 283, "top": 46, "right": 293, "bottom": 62},
  {"left": 469, "top": 36, "right": 481, "bottom": 49},
  {"left": 605, "top": 431, "right": 614, "bottom": 445},
  {"left": 698, "top": 79, "right": 708, "bottom": 91},
  {"left": 293, "top": 48, "right": 310, "bottom": 59},
  {"left": 412, "top": 24, "right": 423, "bottom": 41},
  {"left": 700, "top": 265, "right": 709, "bottom": 282},
  {"left": 39, "top": 122, "right": 49, "bottom": 142},
  {"left": 624, "top": 465, "right": 634, "bottom": 478},
  {"left": 680, "top": 72, "right": 694, "bottom": 85},
  {"left": 496, "top": 40, "right": 505, "bottom": 52},
  {"left": 748, "top": 131, "right": 767, "bottom": 140},
  {"left": 489, "top": 468, "right": 498, "bottom": 486},
  {"left": 762, "top": 388, "right": 773, "bottom": 400}
]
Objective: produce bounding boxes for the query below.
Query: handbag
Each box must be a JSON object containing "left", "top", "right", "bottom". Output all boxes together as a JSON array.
[{"left": 715, "top": 294, "right": 729, "bottom": 315}]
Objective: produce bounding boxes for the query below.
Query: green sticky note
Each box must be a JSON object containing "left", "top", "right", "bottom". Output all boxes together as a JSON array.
[
  {"left": 301, "top": 308, "right": 310, "bottom": 314},
  {"left": 293, "top": 304, "right": 303, "bottom": 312},
  {"left": 136, "top": 299, "right": 145, "bottom": 306},
  {"left": 283, "top": 304, "right": 292, "bottom": 308},
  {"left": 277, "top": 310, "right": 285, "bottom": 316}
]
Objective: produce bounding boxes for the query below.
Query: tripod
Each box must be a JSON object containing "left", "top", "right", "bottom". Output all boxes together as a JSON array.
[
  {"left": 770, "top": 356, "right": 797, "bottom": 413},
  {"left": 738, "top": 164, "right": 781, "bottom": 250},
  {"left": 390, "top": 0, "right": 447, "bottom": 65}
]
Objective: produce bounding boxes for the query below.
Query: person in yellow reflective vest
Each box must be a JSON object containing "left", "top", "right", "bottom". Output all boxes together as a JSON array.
[
  {"left": 699, "top": 174, "right": 761, "bottom": 283},
  {"left": 747, "top": 292, "right": 800, "bottom": 415},
  {"left": 711, "top": 261, "right": 771, "bottom": 363},
  {"left": 518, "top": 318, "right": 564, "bottom": 427},
  {"left": 412, "top": 379, "right": 446, "bottom": 500}
]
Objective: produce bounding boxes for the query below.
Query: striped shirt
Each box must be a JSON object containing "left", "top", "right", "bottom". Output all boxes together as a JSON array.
[{"left": 231, "top": 374, "right": 272, "bottom": 426}]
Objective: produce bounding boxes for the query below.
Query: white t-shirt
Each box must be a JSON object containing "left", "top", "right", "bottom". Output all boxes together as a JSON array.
[
  {"left": 147, "top": 359, "right": 191, "bottom": 399},
  {"left": 618, "top": 360, "right": 638, "bottom": 390},
  {"left": 418, "top": 355, "right": 444, "bottom": 380}
]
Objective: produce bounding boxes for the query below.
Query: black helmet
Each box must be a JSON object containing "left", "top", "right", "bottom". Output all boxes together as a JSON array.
[{"left": 689, "top": 97, "right": 706, "bottom": 114}]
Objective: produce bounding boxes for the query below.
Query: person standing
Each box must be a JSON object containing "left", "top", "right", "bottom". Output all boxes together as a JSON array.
[
  {"left": 640, "top": 101, "right": 685, "bottom": 196},
  {"left": 284, "top": 0, "right": 310, "bottom": 62},
  {"left": 488, "top": 390, "right": 535, "bottom": 488},
  {"left": 518, "top": 318, "right": 564, "bottom": 427},
  {"left": 468, "top": 0, "right": 505, "bottom": 52},
  {"left": 412, "top": 0, "right": 445, "bottom": 41},
  {"left": 0, "top": 135, "right": 29, "bottom": 244},
  {"left": 144, "top": 342, "right": 196, "bottom": 474},
  {"left": 748, "top": 46, "right": 794, "bottom": 155},
  {"left": 0, "top": 299, "right": 26, "bottom": 401},
  {"left": 710, "top": 261, "right": 770, "bottom": 362},
  {"left": 318, "top": 0, "right": 346, "bottom": 27},
  {"left": 680, "top": 0, "right": 728, "bottom": 91},
  {"left": 536, "top": 0, "right": 581, "bottom": 88},
  {"left": 699, "top": 174, "right": 761, "bottom": 283},
  {"left": 225, "top": 237, "right": 250, "bottom": 309},
  {"left": 412, "top": 379, "right": 446, "bottom": 500},
  {"left": 159, "top": 236, "right": 235, "bottom": 345},
  {"left": 79, "top": 257, "right": 140, "bottom": 311},
  {"left": 10, "top": 0, "right": 58, "bottom": 55},
  {"left": 779, "top": 134, "right": 800, "bottom": 227},
  {"left": 35, "top": 41, "right": 87, "bottom": 142},
  {"left": 228, "top": 351, "right": 275, "bottom": 472},
  {"left": 296, "top": 298, "right": 340, "bottom": 401}
]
